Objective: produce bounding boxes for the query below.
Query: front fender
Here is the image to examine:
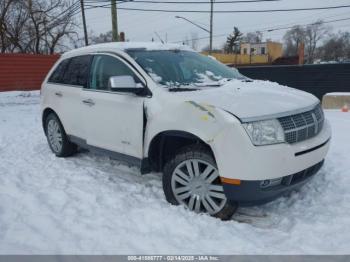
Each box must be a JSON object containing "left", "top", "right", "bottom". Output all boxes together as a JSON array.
[{"left": 143, "top": 100, "right": 241, "bottom": 157}]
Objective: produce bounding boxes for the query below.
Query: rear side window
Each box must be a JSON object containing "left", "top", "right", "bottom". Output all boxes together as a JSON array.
[
  {"left": 48, "top": 59, "right": 70, "bottom": 83},
  {"left": 62, "top": 55, "right": 91, "bottom": 86}
]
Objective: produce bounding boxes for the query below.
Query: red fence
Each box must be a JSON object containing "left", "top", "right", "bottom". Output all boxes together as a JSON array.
[{"left": 0, "top": 54, "right": 60, "bottom": 92}]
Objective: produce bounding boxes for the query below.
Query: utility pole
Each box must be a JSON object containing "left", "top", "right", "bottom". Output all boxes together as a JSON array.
[
  {"left": 80, "top": 0, "right": 89, "bottom": 46},
  {"left": 111, "top": 0, "right": 119, "bottom": 41},
  {"left": 209, "top": 0, "right": 214, "bottom": 54}
]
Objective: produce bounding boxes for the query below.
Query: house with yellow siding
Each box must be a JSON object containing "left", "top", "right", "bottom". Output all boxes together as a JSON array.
[{"left": 203, "top": 41, "right": 283, "bottom": 65}]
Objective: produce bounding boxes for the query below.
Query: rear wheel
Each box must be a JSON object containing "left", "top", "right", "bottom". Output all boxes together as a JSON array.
[
  {"left": 45, "top": 113, "right": 77, "bottom": 157},
  {"left": 163, "top": 145, "right": 237, "bottom": 220}
]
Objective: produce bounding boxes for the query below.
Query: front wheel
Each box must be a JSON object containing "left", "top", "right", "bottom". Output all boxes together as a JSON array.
[{"left": 163, "top": 145, "right": 237, "bottom": 220}]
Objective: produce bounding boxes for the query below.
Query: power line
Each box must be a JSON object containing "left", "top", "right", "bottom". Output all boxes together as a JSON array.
[
  {"left": 19, "top": 1, "right": 81, "bottom": 45},
  {"left": 172, "top": 16, "right": 350, "bottom": 43},
  {"left": 84, "top": 0, "right": 280, "bottom": 10},
  {"left": 82, "top": 0, "right": 350, "bottom": 49},
  {"left": 244, "top": 9, "right": 346, "bottom": 33},
  {"left": 266, "top": 17, "right": 350, "bottom": 32},
  {"left": 85, "top": 0, "right": 130, "bottom": 5},
  {"left": 85, "top": 0, "right": 280, "bottom": 4},
  {"left": 48, "top": 1, "right": 80, "bottom": 21},
  {"left": 45, "top": 1, "right": 81, "bottom": 28},
  {"left": 173, "top": 33, "right": 227, "bottom": 43},
  {"left": 71, "top": 1, "right": 90, "bottom": 16},
  {"left": 85, "top": 4, "right": 350, "bottom": 13}
]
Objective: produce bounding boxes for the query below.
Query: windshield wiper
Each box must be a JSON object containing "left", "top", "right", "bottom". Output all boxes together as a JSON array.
[
  {"left": 193, "top": 78, "right": 235, "bottom": 87},
  {"left": 194, "top": 82, "right": 221, "bottom": 87}
]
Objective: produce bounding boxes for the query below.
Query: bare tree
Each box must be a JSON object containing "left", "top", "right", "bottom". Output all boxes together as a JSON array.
[
  {"left": 304, "top": 20, "right": 331, "bottom": 63},
  {"left": 282, "top": 21, "right": 331, "bottom": 63},
  {"left": 242, "top": 31, "right": 263, "bottom": 43},
  {"left": 90, "top": 30, "right": 113, "bottom": 44},
  {"left": 0, "top": 0, "right": 79, "bottom": 54},
  {"left": 345, "top": 32, "right": 350, "bottom": 59},
  {"left": 318, "top": 31, "right": 350, "bottom": 62},
  {"left": 0, "top": 0, "right": 15, "bottom": 52},
  {"left": 1, "top": 0, "right": 29, "bottom": 52},
  {"left": 283, "top": 25, "right": 306, "bottom": 56},
  {"left": 224, "top": 27, "right": 243, "bottom": 54}
]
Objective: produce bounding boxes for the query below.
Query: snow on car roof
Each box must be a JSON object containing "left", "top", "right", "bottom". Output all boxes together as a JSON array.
[{"left": 62, "top": 42, "right": 193, "bottom": 58}]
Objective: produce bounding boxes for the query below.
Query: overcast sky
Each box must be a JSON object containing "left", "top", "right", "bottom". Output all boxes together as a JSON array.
[{"left": 82, "top": 0, "right": 350, "bottom": 49}]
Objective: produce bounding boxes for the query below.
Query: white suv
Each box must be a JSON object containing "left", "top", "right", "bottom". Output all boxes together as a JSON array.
[{"left": 41, "top": 42, "right": 331, "bottom": 220}]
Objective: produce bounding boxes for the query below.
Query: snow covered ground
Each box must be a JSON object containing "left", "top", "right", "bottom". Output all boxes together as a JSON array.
[{"left": 0, "top": 91, "right": 349, "bottom": 254}]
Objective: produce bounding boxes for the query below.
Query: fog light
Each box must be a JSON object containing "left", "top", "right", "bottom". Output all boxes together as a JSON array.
[
  {"left": 260, "top": 178, "right": 282, "bottom": 189},
  {"left": 260, "top": 180, "right": 270, "bottom": 188}
]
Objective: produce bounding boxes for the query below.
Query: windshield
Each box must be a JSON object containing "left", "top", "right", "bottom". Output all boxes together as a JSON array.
[{"left": 126, "top": 49, "right": 248, "bottom": 90}]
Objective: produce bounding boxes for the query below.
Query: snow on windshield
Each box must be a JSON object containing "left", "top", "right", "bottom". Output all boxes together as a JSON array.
[
  {"left": 196, "top": 71, "right": 222, "bottom": 82},
  {"left": 146, "top": 67, "right": 163, "bottom": 83},
  {"left": 146, "top": 68, "right": 232, "bottom": 90},
  {"left": 193, "top": 71, "right": 232, "bottom": 87},
  {"left": 127, "top": 50, "right": 246, "bottom": 90}
]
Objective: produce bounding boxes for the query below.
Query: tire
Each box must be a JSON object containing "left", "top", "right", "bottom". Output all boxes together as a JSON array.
[
  {"left": 163, "top": 144, "right": 237, "bottom": 220},
  {"left": 45, "top": 113, "right": 77, "bottom": 157}
]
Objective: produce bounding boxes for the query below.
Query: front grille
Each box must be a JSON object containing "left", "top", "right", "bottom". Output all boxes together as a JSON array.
[
  {"left": 260, "top": 160, "right": 324, "bottom": 191},
  {"left": 278, "top": 104, "right": 324, "bottom": 144},
  {"left": 282, "top": 160, "right": 324, "bottom": 186}
]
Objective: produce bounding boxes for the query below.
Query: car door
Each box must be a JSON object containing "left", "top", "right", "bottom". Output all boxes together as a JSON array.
[
  {"left": 81, "top": 53, "right": 145, "bottom": 162},
  {"left": 46, "top": 55, "right": 91, "bottom": 137}
]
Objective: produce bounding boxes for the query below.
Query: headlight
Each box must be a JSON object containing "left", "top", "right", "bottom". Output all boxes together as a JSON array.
[{"left": 243, "top": 119, "right": 285, "bottom": 145}]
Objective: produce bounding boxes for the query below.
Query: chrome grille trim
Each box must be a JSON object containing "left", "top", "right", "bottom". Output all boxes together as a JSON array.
[
  {"left": 240, "top": 102, "right": 319, "bottom": 123},
  {"left": 278, "top": 104, "right": 324, "bottom": 144}
]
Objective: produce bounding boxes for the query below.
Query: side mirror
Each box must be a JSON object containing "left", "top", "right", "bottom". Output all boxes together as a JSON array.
[{"left": 108, "top": 75, "right": 143, "bottom": 93}]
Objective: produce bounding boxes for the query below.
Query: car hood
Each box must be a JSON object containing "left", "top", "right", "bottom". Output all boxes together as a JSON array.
[{"left": 171, "top": 79, "right": 319, "bottom": 122}]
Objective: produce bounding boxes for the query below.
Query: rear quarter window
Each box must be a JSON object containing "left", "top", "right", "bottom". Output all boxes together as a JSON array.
[
  {"left": 62, "top": 55, "right": 91, "bottom": 86},
  {"left": 48, "top": 59, "right": 70, "bottom": 83},
  {"left": 48, "top": 55, "right": 91, "bottom": 87}
]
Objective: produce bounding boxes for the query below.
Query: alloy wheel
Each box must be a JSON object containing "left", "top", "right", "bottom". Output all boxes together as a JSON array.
[
  {"left": 47, "top": 119, "right": 63, "bottom": 153},
  {"left": 171, "top": 159, "right": 227, "bottom": 215}
]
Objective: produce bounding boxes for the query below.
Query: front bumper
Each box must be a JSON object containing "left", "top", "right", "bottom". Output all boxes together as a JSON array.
[
  {"left": 223, "top": 160, "right": 324, "bottom": 206},
  {"left": 211, "top": 119, "right": 331, "bottom": 181}
]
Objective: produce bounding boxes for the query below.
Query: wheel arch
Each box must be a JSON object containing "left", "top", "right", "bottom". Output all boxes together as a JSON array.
[
  {"left": 42, "top": 107, "right": 60, "bottom": 135},
  {"left": 147, "top": 130, "right": 215, "bottom": 172}
]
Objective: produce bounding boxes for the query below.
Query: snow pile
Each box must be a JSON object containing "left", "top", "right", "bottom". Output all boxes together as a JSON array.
[
  {"left": 0, "top": 91, "right": 350, "bottom": 254},
  {"left": 0, "top": 91, "right": 40, "bottom": 107}
]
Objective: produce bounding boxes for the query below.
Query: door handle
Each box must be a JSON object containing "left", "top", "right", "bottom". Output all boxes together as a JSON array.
[
  {"left": 82, "top": 99, "right": 95, "bottom": 106},
  {"left": 55, "top": 92, "right": 63, "bottom": 97}
]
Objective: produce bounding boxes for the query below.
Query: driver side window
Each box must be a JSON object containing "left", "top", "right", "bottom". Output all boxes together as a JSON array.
[{"left": 89, "top": 55, "right": 137, "bottom": 91}]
